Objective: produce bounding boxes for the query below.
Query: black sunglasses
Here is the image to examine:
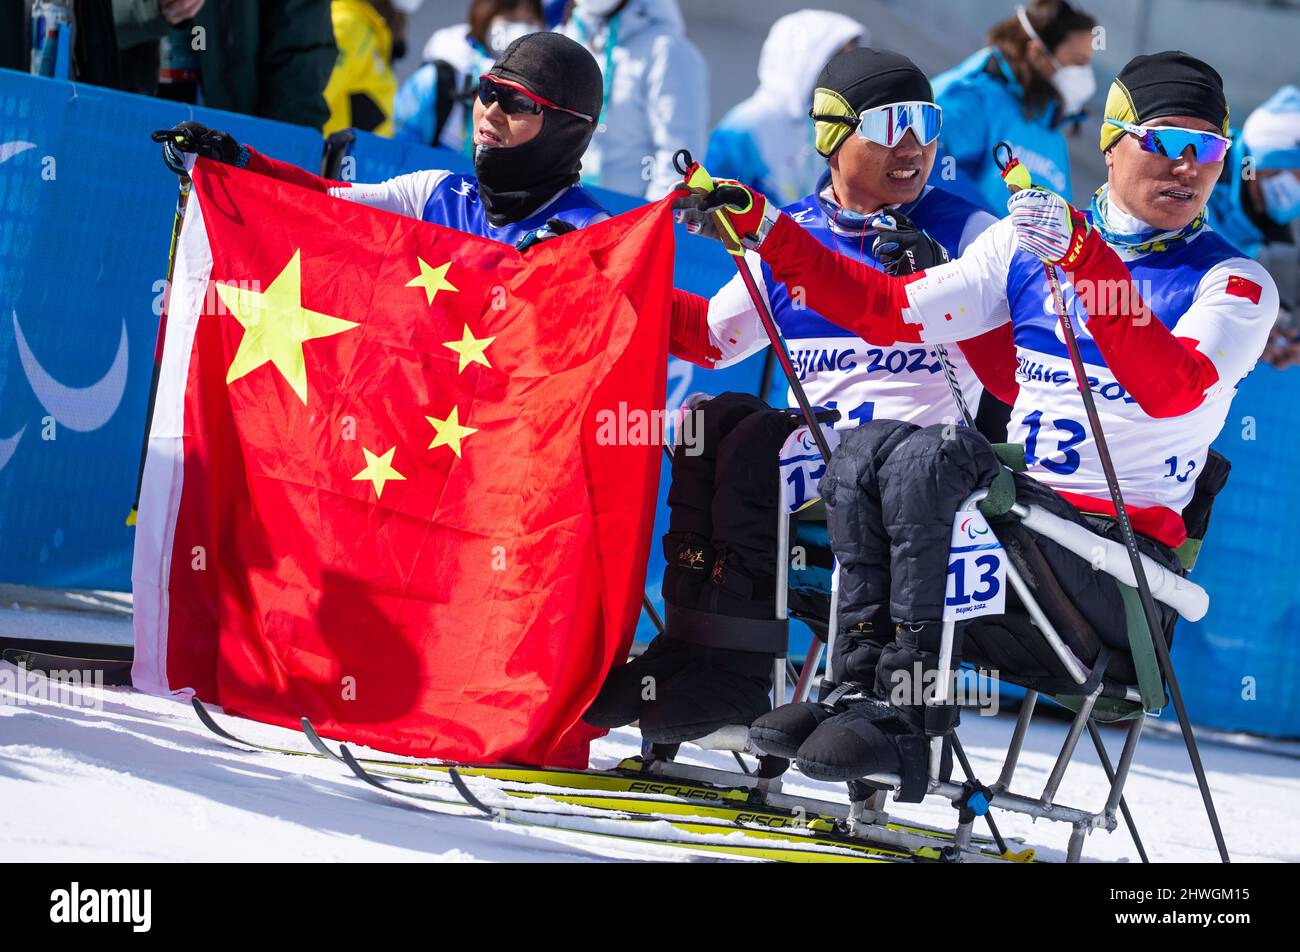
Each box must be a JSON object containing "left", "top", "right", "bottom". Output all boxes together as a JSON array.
[{"left": 476, "top": 75, "right": 595, "bottom": 122}]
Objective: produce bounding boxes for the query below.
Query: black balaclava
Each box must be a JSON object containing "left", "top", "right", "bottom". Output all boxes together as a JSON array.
[
  {"left": 474, "top": 32, "right": 603, "bottom": 226},
  {"left": 810, "top": 48, "right": 935, "bottom": 158}
]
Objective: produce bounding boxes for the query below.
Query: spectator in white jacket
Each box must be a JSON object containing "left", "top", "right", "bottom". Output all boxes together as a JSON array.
[
  {"left": 705, "top": 10, "right": 865, "bottom": 206},
  {"left": 561, "top": 0, "right": 708, "bottom": 199}
]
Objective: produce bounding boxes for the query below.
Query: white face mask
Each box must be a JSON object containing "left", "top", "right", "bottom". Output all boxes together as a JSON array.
[
  {"left": 1015, "top": 5, "right": 1095, "bottom": 115},
  {"left": 1051, "top": 64, "right": 1096, "bottom": 116},
  {"left": 487, "top": 19, "right": 541, "bottom": 56},
  {"left": 574, "top": 0, "right": 624, "bottom": 18}
]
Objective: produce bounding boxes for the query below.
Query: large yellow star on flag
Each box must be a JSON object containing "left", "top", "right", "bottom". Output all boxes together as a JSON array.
[
  {"left": 216, "top": 250, "right": 358, "bottom": 405},
  {"left": 443, "top": 324, "right": 495, "bottom": 373},
  {"left": 406, "top": 257, "right": 458, "bottom": 305},
  {"left": 352, "top": 445, "right": 406, "bottom": 499},
  {"left": 426, "top": 406, "right": 478, "bottom": 458}
]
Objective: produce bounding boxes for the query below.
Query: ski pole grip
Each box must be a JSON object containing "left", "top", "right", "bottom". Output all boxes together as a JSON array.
[
  {"left": 994, "top": 141, "right": 1033, "bottom": 193},
  {"left": 673, "top": 148, "right": 716, "bottom": 193}
]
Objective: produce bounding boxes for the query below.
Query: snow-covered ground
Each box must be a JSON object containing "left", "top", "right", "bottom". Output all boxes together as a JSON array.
[{"left": 2, "top": 595, "right": 1297, "bottom": 863}]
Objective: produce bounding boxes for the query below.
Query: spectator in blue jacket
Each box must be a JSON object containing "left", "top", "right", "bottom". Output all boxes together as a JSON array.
[{"left": 932, "top": 0, "right": 1096, "bottom": 214}]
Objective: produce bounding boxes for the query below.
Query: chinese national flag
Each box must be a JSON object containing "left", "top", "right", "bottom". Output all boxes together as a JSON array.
[
  {"left": 132, "top": 157, "right": 674, "bottom": 767},
  {"left": 1225, "top": 274, "right": 1262, "bottom": 305}
]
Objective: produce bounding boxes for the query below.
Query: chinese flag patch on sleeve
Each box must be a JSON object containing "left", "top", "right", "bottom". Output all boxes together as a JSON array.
[{"left": 1225, "top": 274, "right": 1263, "bottom": 304}]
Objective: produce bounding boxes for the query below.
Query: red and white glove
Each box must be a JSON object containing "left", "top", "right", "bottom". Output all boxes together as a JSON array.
[
  {"left": 1007, "top": 186, "right": 1091, "bottom": 268},
  {"left": 671, "top": 166, "right": 778, "bottom": 251}
]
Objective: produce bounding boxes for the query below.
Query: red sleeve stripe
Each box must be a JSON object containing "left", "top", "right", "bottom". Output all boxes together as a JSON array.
[
  {"left": 762, "top": 214, "right": 921, "bottom": 345},
  {"left": 954, "top": 323, "right": 1019, "bottom": 405},
  {"left": 1067, "top": 231, "right": 1219, "bottom": 419},
  {"left": 669, "top": 288, "right": 720, "bottom": 368}
]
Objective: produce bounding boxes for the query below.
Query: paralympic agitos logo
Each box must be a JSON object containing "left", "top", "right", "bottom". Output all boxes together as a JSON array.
[{"left": 1, "top": 140, "right": 130, "bottom": 474}]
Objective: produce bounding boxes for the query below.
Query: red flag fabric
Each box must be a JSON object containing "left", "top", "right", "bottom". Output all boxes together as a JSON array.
[{"left": 132, "top": 158, "right": 674, "bottom": 767}]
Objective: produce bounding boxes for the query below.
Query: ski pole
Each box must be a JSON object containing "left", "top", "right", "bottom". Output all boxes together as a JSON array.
[
  {"left": 995, "top": 141, "right": 1229, "bottom": 862},
  {"left": 126, "top": 151, "right": 191, "bottom": 527},
  {"left": 672, "top": 150, "right": 834, "bottom": 466}
]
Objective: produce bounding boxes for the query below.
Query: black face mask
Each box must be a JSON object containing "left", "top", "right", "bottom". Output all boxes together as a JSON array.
[{"left": 473, "top": 110, "right": 593, "bottom": 226}]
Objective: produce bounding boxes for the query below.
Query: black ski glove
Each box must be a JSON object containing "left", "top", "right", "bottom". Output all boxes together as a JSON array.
[
  {"left": 151, "top": 121, "right": 244, "bottom": 173},
  {"left": 870, "top": 210, "right": 950, "bottom": 276},
  {"left": 514, "top": 217, "right": 577, "bottom": 253}
]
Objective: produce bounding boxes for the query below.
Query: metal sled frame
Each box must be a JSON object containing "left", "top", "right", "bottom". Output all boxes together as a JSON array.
[
  {"left": 643, "top": 464, "right": 1212, "bottom": 862},
  {"left": 843, "top": 486, "right": 1207, "bottom": 862}
]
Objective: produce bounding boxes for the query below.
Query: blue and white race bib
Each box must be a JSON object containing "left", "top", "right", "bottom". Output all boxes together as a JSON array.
[{"left": 944, "top": 509, "right": 1007, "bottom": 620}]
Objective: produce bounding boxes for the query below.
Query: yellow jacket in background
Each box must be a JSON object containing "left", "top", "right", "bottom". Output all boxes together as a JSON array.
[{"left": 323, "top": 0, "right": 397, "bottom": 137}]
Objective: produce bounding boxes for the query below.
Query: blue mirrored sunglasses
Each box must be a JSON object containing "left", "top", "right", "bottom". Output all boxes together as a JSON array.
[
  {"left": 1105, "top": 118, "right": 1232, "bottom": 163},
  {"left": 856, "top": 101, "right": 943, "bottom": 148}
]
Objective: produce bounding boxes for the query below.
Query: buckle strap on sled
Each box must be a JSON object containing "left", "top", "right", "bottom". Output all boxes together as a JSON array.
[{"left": 664, "top": 603, "right": 789, "bottom": 654}]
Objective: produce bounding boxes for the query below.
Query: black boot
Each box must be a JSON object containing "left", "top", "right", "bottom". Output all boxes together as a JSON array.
[
  {"left": 794, "top": 623, "right": 960, "bottom": 800},
  {"left": 820, "top": 611, "right": 892, "bottom": 699},
  {"left": 582, "top": 532, "right": 716, "bottom": 730},
  {"left": 636, "top": 546, "right": 784, "bottom": 743},
  {"left": 629, "top": 402, "right": 794, "bottom": 745},
  {"left": 638, "top": 644, "right": 775, "bottom": 744},
  {"left": 581, "top": 633, "right": 694, "bottom": 730},
  {"left": 750, "top": 614, "right": 891, "bottom": 758},
  {"left": 660, "top": 532, "right": 714, "bottom": 611},
  {"left": 875, "top": 622, "right": 964, "bottom": 737},
  {"left": 750, "top": 682, "right": 871, "bottom": 758}
]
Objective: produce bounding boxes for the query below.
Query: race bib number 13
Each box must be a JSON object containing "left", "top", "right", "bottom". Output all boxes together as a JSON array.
[{"left": 944, "top": 510, "right": 1007, "bottom": 621}]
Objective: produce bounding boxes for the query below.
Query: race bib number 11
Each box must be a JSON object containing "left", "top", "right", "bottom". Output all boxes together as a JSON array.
[{"left": 944, "top": 510, "right": 1007, "bottom": 621}]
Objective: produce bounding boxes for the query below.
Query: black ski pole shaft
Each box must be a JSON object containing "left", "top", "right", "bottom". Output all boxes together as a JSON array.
[
  {"left": 1043, "top": 263, "right": 1228, "bottom": 862},
  {"left": 1086, "top": 721, "right": 1149, "bottom": 862},
  {"left": 757, "top": 343, "right": 776, "bottom": 403},
  {"left": 127, "top": 173, "right": 191, "bottom": 526},
  {"left": 934, "top": 343, "right": 975, "bottom": 428},
  {"left": 642, "top": 593, "right": 666, "bottom": 636},
  {"left": 949, "top": 734, "right": 1008, "bottom": 855},
  {"left": 673, "top": 148, "right": 833, "bottom": 465},
  {"left": 725, "top": 249, "right": 834, "bottom": 465}
]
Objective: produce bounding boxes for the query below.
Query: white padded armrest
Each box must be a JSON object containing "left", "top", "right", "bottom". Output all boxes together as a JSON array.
[{"left": 1017, "top": 504, "right": 1208, "bottom": 622}]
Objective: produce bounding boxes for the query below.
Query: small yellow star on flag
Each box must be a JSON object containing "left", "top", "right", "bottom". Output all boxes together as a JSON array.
[
  {"left": 406, "top": 257, "right": 458, "bottom": 305},
  {"left": 216, "top": 250, "right": 358, "bottom": 405},
  {"left": 443, "top": 324, "right": 495, "bottom": 373},
  {"left": 426, "top": 406, "right": 478, "bottom": 458},
  {"left": 352, "top": 445, "right": 406, "bottom": 499}
]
